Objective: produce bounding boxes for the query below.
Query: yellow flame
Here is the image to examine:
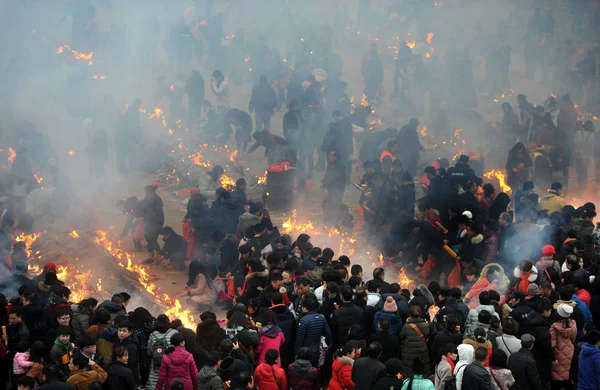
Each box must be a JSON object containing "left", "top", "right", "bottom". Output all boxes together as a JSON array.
[
  {"left": 148, "top": 107, "right": 164, "bottom": 119},
  {"left": 453, "top": 129, "right": 462, "bottom": 138},
  {"left": 420, "top": 126, "right": 428, "bottom": 137},
  {"left": 398, "top": 267, "right": 413, "bottom": 289},
  {"left": 378, "top": 253, "right": 384, "bottom": 266},
  {"left": 8, "top": 147, "right": 16, "bottom": 163},
  {"left": 483, "top": 169, "right": 512, "bottom": 194},
  {"left": 229, "top": 149, "right": 238, "bottom": 162},
  {"left": 428, "top": 304, "right": 440, "bottom": 319},
  {"left": 68, "top": 150, "right": 75, "bottom": 156},
  {"left": 220, "top": 174, "right": 236, "bottom": 191},
  {"left": 189, "top": 151, "right": 211, "bottom": 167},
  {"left": 57, "top": 45, "right": 94, "bottom": 61},
  {"left": 406, "top": 40, "right": 416, "bottom": 49},
  {"left": 361, "top": 94, "right": 369, "bottom": 107},
  {"left": 69, "top": 230, "right": 80, "bottom": 238},
  {"left": 282, "top": 210, "right": 321, "bottom": 236},
  {"left": 33, "top": 173, "right": 43, "bottom": 184},
  {"left": 168, "top": 129, "right": 173, "bottom": 136},
  {"left": 426, "top": 32, "right": 434, "bottom": 45},
  {"left": 257, "top": 171, "right": 267, "bottom": 185}
]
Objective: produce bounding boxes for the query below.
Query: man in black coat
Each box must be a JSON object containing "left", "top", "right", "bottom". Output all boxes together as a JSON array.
[
  {"left": 248, "top": 76, "right": 277, "bottom": 131},
  {"left": 446, "top": 154, "right": 476, "bottom": 190},
  {"left": 423, "top": 166, "right": 444, "bottom": 211},
  {"left": 209, "top": 188, "right": 239, "bottom": 236},
  {"left": 507, "top": 290, "right": 534, "bottom": 336},
  {"left": 322, "top": 150, "right": 346, "bottom": 202},
  {"left": 372, "top": 267, "right": 391, "bottom": 294},
  {"left": 352, "top": 342, "right": 386, "bottom": 390},
  {"left": 235, "top": 258, "right": 268, "bottom": 305},
  {"left": 326, "top": 111, "right": 354, "bottom": 183},
  {"left": 367, "top": 318, "right": 399, "bottom": 363},
  {"left": 507, "top": 334, "right": 544, "bottom": 390},
  {"left": 524, "top": 297, "right": 555, "bottom": 387},
  {"left": 140, "top": 184, "right": 164, "bottom": 255},
  {"left": 158, "top": 226, "right": 187, "bottom": 269},
  {"left": 461, "top": 347, "right": 492, "bottom": 390},
  {"left": 258, "top": 273, "right": 284, "bottom": 308},
  {"left": 330, "top": 286, "right": 364, "bottom": 350},
  {"left": 229, "top": 178, "right": 249, "bottom": 216},
  {"left": 283, "top": 100, "right": 302, "bottom": 151}
]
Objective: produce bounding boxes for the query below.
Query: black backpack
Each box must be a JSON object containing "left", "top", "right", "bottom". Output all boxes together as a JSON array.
[{"left": 442, "top": 365, "right": 465, "bottom": 390}]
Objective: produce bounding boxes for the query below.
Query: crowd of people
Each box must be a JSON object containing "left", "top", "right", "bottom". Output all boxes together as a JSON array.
[{"left": 1, "top": 1, "right": 600, "bottom": 390}]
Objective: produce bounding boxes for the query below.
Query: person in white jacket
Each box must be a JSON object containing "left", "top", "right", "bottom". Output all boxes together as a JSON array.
[
  {"left": 211, "top": 70, "right": 230, "bottom": 114},
  {"left": 454, "top": 343, "right": 474, "bottom": 390}
]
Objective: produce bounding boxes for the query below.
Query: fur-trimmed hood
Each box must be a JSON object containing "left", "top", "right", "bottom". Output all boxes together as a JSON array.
[
  {"left": 513, "top": 265, "right": 538, "bottom": 281},
  {"left": 336, "top": 355, "right": 354, "bottom": 366},
  {"left": 460, "top": 229, "right": 484, "bottom": 244}
]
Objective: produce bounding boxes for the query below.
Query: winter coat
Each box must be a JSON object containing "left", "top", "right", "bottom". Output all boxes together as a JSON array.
[
  {"left": 434, "top": 356, "right": 453, "bottom": 390},
  {"left": 97, "top": 300, "right": 126, "bottom": 322},
  {"left": 550, "top": 320, "right": 576, "bottom": 380},
  {"left": 454, "top": 344, "right": 474, "bottom": 390},
  {"left": 254, "top": 362, "right": 288, "bottom": 390},
  {"left": 256, "top": 325, "right": 285, "bottom": 365},
  {"left": 287, "top": 359, "right": 320, "bottom": 390},
  {"left": 400, "top": 376, "right": 434, "bottom": 390},
  {"left": 67, "top": 365, "right": 108, "bottom": 390},
  {"left": 328, "top": 356, "right": 355, "bottom": 390},
  {"left": 495, "top": 334, "right": 521, "bottom": 361},
  {"left": 486, "top": 367, "right": 514, "bottom": 390},
  {"left": 37, "top": 380, "right": 73, "bottom": 390},
  {"left": 194, "top": 318, "right": 227, "bottom": 367},
  {"left": 13, "top": 351, "right": 32, "bottom": 375},
  {"left": 534, "top": 257, "right": 561, "bottom": 285},
  {"left": 373, "top": 311, "right": 403, "bottom": 336},
  {"left": 218, "top": 354, "right": 253, "bottom": 388},
  {"left": 71, "top": 304, "right": 94, "bottom": 341},
  {"left": 147, "top": 328, "right": 179, "bottom": 390},
  {"left": 367, "top": 331, "right": 399, "bottom": 363},
  {"left": 140, "top": 193, "right": 164, "bottom": 229},
  {"left": 249, "top": 82, "right": 277, "bottom": 113},
  {"left": 539, "top": 191, "right": 565, "bottom": 214},
  {"left": 331, "top": 302, "right": 364, "bottom": 349},
  {"left": 211, "top": 78, "right": 230, "bottom": 107},
  {"left": 430, "top": 329, "right": 463, "bottom": 365},
  {"left": 106, "top": 361, "right": 135, "bottom": 390},
  {"left": 322, "top": 160, "right": 347, "bottom": 193},
  {"left": 210, "top": 199, "right": 239, "bottom": 235},
  {"left": 155, "top": 346, "right": 198, "bottom": 390},
  {"left": 197, "top": 366, "right": 223, "bottom": 390},
  {"left": 295, "top": 311, "right": 331, "bottom": 356},
  {"left": 159, "top": 232, "right": 187, "bottom": 260},
  {"left": 507, "top": 348, "right": 543, "bottom": 390},
  {"left": 374, "top": 375, "right": 405, "bottom": 390},
  {"left": 525, "top": 311, "right": 554, "bottom": 384},
  {"left": 578, "top": 342, "right": 600, "bottom": 390},
  {"left": 465, "top": 305, "right": 499, "bottom": 335},
  {"left": 237, "top": 270, "right": 268, "bottom": 305},
  {"left": 461, "top": 362, "right": 491, "bottom": 390},
  {"left": 399, "top": 317, "right": 432, "bottom": 377},
  {"left": 50, "top": 340, "right": 73, "bottom": 376},
  {"left": 269, "top": 304, "right": 296, "bottom": 367},
  {"left": 352, "top": 356, "right": 385, "bottom": 390},
  {"left": 26, "top": 362, "right": 44, "bottom": 386}
]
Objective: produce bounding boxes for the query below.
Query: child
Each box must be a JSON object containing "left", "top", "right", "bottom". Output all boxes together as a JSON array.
[
  {"left": 16, "top": 376, "right": 35, "bottom": 390},
  {"left": 13, "top": 341, "right": 33, "bottom": 376},
  {"left": 49, "top": 325, "right": 74, "bottom": 376}
]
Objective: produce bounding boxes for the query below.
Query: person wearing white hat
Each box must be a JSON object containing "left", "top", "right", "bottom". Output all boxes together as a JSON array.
[{"left": 550, "top": 304, "right": 576, "bottom": 388}]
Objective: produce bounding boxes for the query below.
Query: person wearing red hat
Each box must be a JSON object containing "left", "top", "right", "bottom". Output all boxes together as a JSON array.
[
  {"left": 32, "top": 262, "right": 58, "bottom": 287},
  {"left": 535, "top": 245, "right": 561, "bottom": 287}
]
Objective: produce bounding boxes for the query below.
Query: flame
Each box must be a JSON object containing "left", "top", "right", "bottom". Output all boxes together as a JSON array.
[
  {"left": 8, "top": 147, "right": 16, "bottom": 163},
  {"left": 189, "top": 151, "right": 211, "bottom": 167},
  {"left": 148, "top": 107, "right": 164, "bottom": 119},
  {"left": 178, "top": 142, "right": 184, "bottom": 150},
  {"left": 56, "top": 265, "right": 68, "bottom": 280},
  {"left": 453, "top": 129, "right": 462, "bottom": 138},
  {"left": 428, "top": 304, "right": 440, "bottom": 319},
  {"left": 361, "top": 94, "right": 369, "bottom": 107},
  {"left": 483, "top": 169, "right": 512, "bottom": 194},
  {"left": 594, "top": 116, "right": 598, "bottom": 121},
  {"left": 426, "top": 32, "right": 434, "bottom": 45},
  {"left": 15, "top": 232, "right": 41, "bottom": 257},
  {"left": 169, "top": 84, "right": 174, "bottom": 91},
  {"left": 398, "top": 267, "right": 413, "bottom": 289},
  {"left": 168, "top": 129, "right": 173, "bottom": 137},
  {"left": 420, "top": 126, "right": 428, "bottom": 137},
  {"left": 282, "top": 210, "right": 321, "bottom": 236},
  {"left": 244, "top": 56, "right": 250, "bottom": 63},
  {"left": 257, "top": 171, "right": 267, "bottom": 185},
  {"left": 406, "top": 40, "right": 416, "bottom": 49},
  {"left": 220, "top": 174, "right": 236, "bottom": 191},
  {"left": 96, "top": 278, "right": 102, "bottom": 291},
  {"left": 29, "top": 264, "right": 41, "bottom": 275},
  {"left": 92, "top": 75, "right": 106, "bottom": 80},
  {"left": 57, "top": 45, "right": 94, "bottom": 62},
  {"left": 229, "top": 149, "right": 238, "bottom": 162},
  {"left": 33, "top": 173, "right": 43, "bottom": 184},
  {"left": 164, "top": 298, "right": 196, "bottom": 331},
  {"left": 69, "top": 230, "right": 80, "bottom": 238},
  {"left": 68, "top": 150, "right": 75, "bottom": 156},
  {"left": 378, "top": 252, "right": 384, "bottom": 266}
]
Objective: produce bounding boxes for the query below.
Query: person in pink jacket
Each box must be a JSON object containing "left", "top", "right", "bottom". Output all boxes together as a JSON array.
[
  {"left": 255, "top": 311, "right": 285, "bottom": 366},
  {"left": 155, "top": 333, "right": 198, "bottom": 390},
  {"left": 550, "top": 304, "right": 577, "bottom": 389}
]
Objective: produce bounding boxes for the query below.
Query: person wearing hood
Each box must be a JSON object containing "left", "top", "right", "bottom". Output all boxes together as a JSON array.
[
  {"left": 209, "top": 187, "right": 239, "bottom": 235},
  {"left": 255, "top": 311, "right": 285, "bottom": 366},
  {"left": 512, "top": 260, "right": 539, "bottom": 293},
  {"left": 287, "top": 347, "right": 320, "bottom": 390},
  {"left": 193, "top": 312, "right": 226, "bottom": 369},
  {"left": 197, "top": 351, "right": 222, "bottom": 390},
  {"left": 147, "top": 315, "right": 179, "bottom": 390},
  {"left": 217, "top": 339, "right": 252, "bottom": 388},
  {"left": 71, "top": 298, "right": 98, "bottom": 340},
  {"left": 465, "top": 291, "right": 500, "bottom": 335},
  {"left": 254, "top": 349, "right": 287, "bottom": 390},
  {"left": 97, "top": 294, "right": 127, "bottom": 323},
  {"left": 155, "top": 333, "right": 198, "bottom": 390},
  {"left": 235, "top": 258, "right": 268, "bottom": 305},
  {"left": 399, "top": 303, "right": 432, "bottom": 377},
  {"left": 573, "top": 207, "right": 596, "bottom": 263},
  {"left": 46, "top": 286, "right": 72, "bottom": 322},
  {"left": 539, "top": 182, "right": 566, "bottom": 215},
  {"left": 549, "top": 303, "right": 576, "bottom": 389},
  {"left": 140, "top": 184, "right": 164, "bottom": 256},
  {"left": 577, "top": 329, "right": 600, "bottom": 390},
  {"left": 373, "top": 296, "right": 403, "bottom": 336},
  {"left": 506, "top": 142, "right": 532, "bottom": 190},
  {"left": 452, "top": 344, "right": 473, "bottom": 390}
]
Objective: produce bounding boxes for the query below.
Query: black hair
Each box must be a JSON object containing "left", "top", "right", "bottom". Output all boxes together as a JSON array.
[
  {"left": 336, "top": 342, "right": 355, "bottom": 358},
  {"left": 385, "top": 358, "right": 402, "bottom": 375},
  {"left": 479, "top": 291, "right": 491, "bottom": 305},
  {"left": 94, "top": 309, "right": 111, "bottom": 325},
  {"left": 302, "top": 297, "right": 318, "bottom": 312},
  {"left": 238, "top": 371, "right": 253, "bottom": 387},
  {"left": 296, "top": 347, "right": 312, "bottom": 361},
  {"left": 368, "top": 342, "right": 382, "bottom": 358},
  {"left": 113, "top": 346, "right": 128, "bottom": 363},
  {"left": 30, "top": 341, "right": 45, "bottom": 363},
  {"left": 341, "top": 286, "right": 353, "bottom": 302},
  {"left": 478, "top": 310, "right": 492, "bottom": 324},
  {"left": 442, "top": 343, "right": 457, "bottom": 356},
  {"left": 16, "top": 377, "right": 35, "bottom": 389},
  {"left": 587, "top": 330, "right": 600, "bottom": 345},
  {"left": 206, "top": 351, "right": 221, "bottom": 367},
  {"left": 502, "top": 318, "right": 519, "bottom": 335},
  {"left": 339, "top": 255, "right": 350, "bottom": 266},
  {"left": 489, "top": 349, "right": 508, "bottom": 368},
  {"left": 169, "top": 333, "right": 185, "bottom": 350},
  {"left": 378, "top": 317, "right": 391, "bottom": 331},
  {"left": 475, "top": 347, "right": 488, "bottom": 362},
  {"left": 77, "top": 335, "right": 96, "bottom": 349},
  {"left": 537, "top": 297, "right": 552, "bottom": 314},
  {"left": 424, "top": 166, "right": 436, "bottom": 175},
  {"left": 16, "top": 340, "right": 29, "bottom": 353},
  {"left": 350, "top": 264, "right": 362, "bottom": 276},
  {"left": 265, "top": 349, "right": 279, "bottom": 365},
  {"left": 72, "top": 353, "right": 89, "bottom": 369},
  {"left": 118, "top": 320, "right": 133, "bottom": 331},
  {"left": 57, "top": 325, "right": 72, "bottom": 337},
  {"left": 9, "top": 306, "right": 23, "bottom": 318},
  {"left": 271, "top": 291, "right": 283, "bottom": 305}
]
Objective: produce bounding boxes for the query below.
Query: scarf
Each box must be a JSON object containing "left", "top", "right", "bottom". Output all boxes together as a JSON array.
[
  {"left": 54, "top": 338, "right": 72, "bottom": 353},
  {"left": 259, "top": 324, "right": 282, "bottom": 338},
  {"left": 445, "top": 355, "right": 456, "bottom": 372},
  {"left": 517, "top": 271, "right": 531, "bottom": 292}
]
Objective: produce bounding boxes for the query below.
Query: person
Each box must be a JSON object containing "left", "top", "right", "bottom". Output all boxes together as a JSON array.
[
  {"left": 486, "top": 350, "right": 515, "bottom": 390},
  {"left": 400, "top": 358, "right": 434, "bottom": 390},
  {"left": 507, "top": 334, "right": 543, "bottom": 390},
  {"left": 327, "top": 342, "right": 356, "bottom": 390},
  {"left": 197, "top": 351, "right": 222, "bottom": 390},
  {"left": 71, "top": 298, "right": 98, "bottom": 341},
  {"left": 233, "top": 371, "right": 255, "bottom": 390},
  {"left": 352, "top": 342, "right": 386, "bottom": 390},
  {"left": 140, "top": 184, "right": 164, "bottom": 256},
  {"left": 253, "top": 349, "right": 287, "bottom": 390},
  {"left": 461, "top": 347, "right": 491, "bottom": 390},
  {"left": 210, "top": 70, "right": 230, "bottom": 114},
  {"left": 295, "top": 297, "right": 331, "bottom": 367},
  {"left": 67, "top": 354, "right": 108, "bottom": 390},
  {"left": 158, "top": 227, "right": 187, "bottom": 270},
  {"left": 453, "top": 343, "right": 474, "bottom": 390},
  {"left": 115, "top": 99, "right": 143, "bottom": 175},
  {"left": 465, "top": 291, "right": 500, "bottom": 335},
  {"left": 155, "top": 333, "right": 198, "bottom": 390},
  {"left": 367, "top": 317, "right": 399, "bottom": 363},
  {"left": 539, "top": 183, "right": 566, "bottom": 214},
  {"left": 550, "top": 303, "right": 577, "bottom": 389},
  {"left": 185, "top": 70, "right": 205, "bottom": 122},
  {"left": 106, "top": 346, "right": 135, "bottom": 390},
  {"left": 255, "top": 311, "right": 285, "bottom": 366},
  {"left": 194, "top": 312, "right": 227, "bottom": 369},
  {"left": 573, "top": 120, "right": 595, "bottom": 190},
  {"left": 147, "top": 315, "right": 179, "bottom": 390},
  {"left": 495, "top": 318, "right": 521, "bottom": 361},
  {"left": 446, "top": 155, "right": 476, "bottom": 190},
  {"left": 24, "top": 341, "right": 44, "bottom": 387},
  {"left": 37, "top": 364, "right": 71, "bottom": 390},
  {"left": 185, "top": 261, "right": 216, "bottom": 311},
  {"left": 399, "top": 303, "right": 432, "bottom": 377},
  {"left": 506, "top": 142, "right": 532, "bottom": 190},
  {"left": 249, "top": 76, "right": 277, "bottom": 131},
  {"left": 49, "top": 325, "right": 73, "bottom": 376},
  {"left": 434, "top": 344, "right": 457, "bottom": 390},
  {"left": 331, "top": 286, "right": 364, "bottom": 350},
  {"left": 362, "top": 44, "right": 384, "bottom": 102},
  {"left": 373, "top": 358, "right": 405, "bottom": 389},
  {"left": 13, "top": 340, "right": 33, "bottom": 376},
  {"left": 287, "top": 347, "right": 320, "bottom": 390},
  {"left": 322, "top": 150, "right": 347, "bottom": 202},
  {"left": 15, "top": 376, "right": 35, "bottom": 390},
  {"left": 577, "top": 329, "right": 600, "bottom": 390},
  {"left": 283, "top": 100, "right": 302, "bottom": 150}
]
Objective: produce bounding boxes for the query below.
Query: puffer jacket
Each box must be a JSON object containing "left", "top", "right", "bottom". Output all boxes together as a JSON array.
[
  {"left": 373, "top": 311, "right": 403, "bottom": 336},
  {"left": 550, "top": 320, "right": 577, "bottom": 380},
  {"left": 155, "top": 346, "right": 198, "bottom": 390},
  {"left": 578, "top": 342, "right": 600, "bottom": 390},
  {"left": 454, "top": 344, "right": 474, "bottom": 390},
  {"left": 287, "top": 359, "right": 320, "bottom": 390},
  {"left": 97, "top": 300, "right": 126, "bottom": 322},
  {"left": 465, "top": 305, "right": 499, "bottom": 335},
  {"left": 255, "top": 325, "right": 285, "bottom": 365},
  {"left": 71, "top": 304, "right": 94, "bottom": 340},
  {"left": 327, "top": 356, "right": 355, "bottom": 390},
  {"left": 197, "top": 366, "right": 223, "bottom": 390},
  {"left": 399, "top": 317, "right": 432, "bottom": 377},
  {"left": 253, "top": 362, "right": 288, "bottom": 390}
]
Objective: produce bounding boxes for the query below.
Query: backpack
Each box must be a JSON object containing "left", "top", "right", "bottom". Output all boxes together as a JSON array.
[
  {"left": 151, "top": 333, "right": 170, "bottom": 370},
  {"left": 443, "top": 365, "right": 465, "bottom": 390}
]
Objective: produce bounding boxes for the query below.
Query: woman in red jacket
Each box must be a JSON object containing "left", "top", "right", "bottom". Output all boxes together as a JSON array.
[
  {"left": 327, "top": 343, "right": 356, "bottom": 390},
  {"left": 253, "top": 349, "right": 288, "bottom": 390},
  {"left": 155, "top": 333, "right": 198, "bottom": 390}
]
